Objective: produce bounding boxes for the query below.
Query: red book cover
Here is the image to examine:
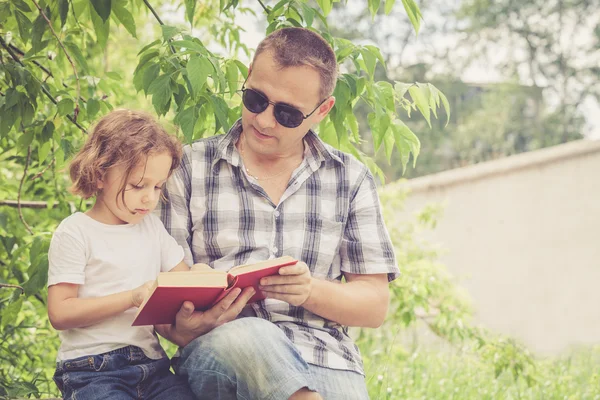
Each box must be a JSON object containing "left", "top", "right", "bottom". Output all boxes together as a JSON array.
[{"left": 132, "top": 256, "right": 297, "bottom": 326}]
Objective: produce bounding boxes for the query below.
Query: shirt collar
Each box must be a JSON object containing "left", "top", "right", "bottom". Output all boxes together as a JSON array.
[{"left": 211, "top": 119, "right": 345, "bottom": 174}]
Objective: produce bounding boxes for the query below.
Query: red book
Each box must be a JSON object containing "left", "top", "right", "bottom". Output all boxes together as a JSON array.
[{"left": 132, "top": 256, "right": 297, "bottom": 326}]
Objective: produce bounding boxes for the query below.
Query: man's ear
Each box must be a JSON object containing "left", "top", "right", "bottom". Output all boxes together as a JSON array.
[{"left": 315, "top": 96, "right": 336, "bottom": 121}]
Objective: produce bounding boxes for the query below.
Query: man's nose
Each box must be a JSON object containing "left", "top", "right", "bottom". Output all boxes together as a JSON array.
[{"left": 255, "top": 104, "right": 277, "bottom": 129}]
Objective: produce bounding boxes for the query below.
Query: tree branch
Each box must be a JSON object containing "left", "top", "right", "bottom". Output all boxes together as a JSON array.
[
  {"left": 31, "top": 0, "right": 81, "bottom": 121},
  {"left": 0, "top": 37, "right": 87, "bottom": 134},
  {"left": 256, "top": 0, "right": 269, "bottom": 13},
  {"left": 142, "top": 0, "right": 177, "bottom": 55},
  {"left": 0, "top": 199, "right": 92, "bottom": 209},
  {"left": 0, "top": 284, "right": 24, "bottom": 295},
  {"left": 31, "top": 158, "right": 56, "bottom": 180},
  {"left": 18, "top": 146, "right": 34, "bottom": 235}
]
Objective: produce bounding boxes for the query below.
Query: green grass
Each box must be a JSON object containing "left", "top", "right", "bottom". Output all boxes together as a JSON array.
[{"left": 363, "top": 344, "right": 600, "bottom": 400}]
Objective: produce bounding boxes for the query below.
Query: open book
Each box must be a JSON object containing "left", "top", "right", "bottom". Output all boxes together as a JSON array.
[{"left": 132, "top": 256, "right": 297, "bottom": 326}]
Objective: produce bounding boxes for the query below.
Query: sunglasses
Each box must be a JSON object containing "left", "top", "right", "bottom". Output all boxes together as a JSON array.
[{"left": 241, "top": 83, "right": 327, "bottom": 128}]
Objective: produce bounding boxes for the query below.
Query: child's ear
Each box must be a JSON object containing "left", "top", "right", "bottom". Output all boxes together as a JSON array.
[{"left": 96, "top": 176, "right": 105, "bottom": 189}]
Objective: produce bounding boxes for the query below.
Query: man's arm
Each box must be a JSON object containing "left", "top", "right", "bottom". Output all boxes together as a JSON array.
[{"left": 260, "top": 267, "right": 389, "bottom": 328}]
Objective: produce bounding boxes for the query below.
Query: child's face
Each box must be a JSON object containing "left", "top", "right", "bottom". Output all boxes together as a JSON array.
[{"left": 94, "top": 152, "right": 172, "bottom": 225}]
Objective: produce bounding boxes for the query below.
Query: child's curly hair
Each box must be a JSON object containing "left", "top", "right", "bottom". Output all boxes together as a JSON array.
[{"left": 69, "top": 109, "right": 182, "bottom": 201}]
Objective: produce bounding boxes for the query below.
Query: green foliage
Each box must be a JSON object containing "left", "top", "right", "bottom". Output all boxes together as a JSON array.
[{"left": 359, "top": 185, "right": 599, "bottom": 399}]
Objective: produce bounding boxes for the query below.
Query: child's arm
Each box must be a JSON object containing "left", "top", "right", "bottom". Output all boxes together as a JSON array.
[{"left": 47, "top": 281, "right": 154, "bottom": 331}]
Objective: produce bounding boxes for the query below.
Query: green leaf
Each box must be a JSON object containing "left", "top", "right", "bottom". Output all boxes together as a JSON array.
[
  {"left": 186, "top": 56, "right": 212, "bottom": 97},
  {"left": 161, "top": 25, "right": 181, "bottom": 41},
  {"left": 432, "top": 84, "right": 451, "bottom": 126},
  {"left": 185, "top": 0, "right": 196, "bottom": 25},
  {"left": 64, "top": 41, "right": 89, "bottom": 73},
  {"left": 401, "top": 0, "right": 422, "bottom": 35},
  {"left": 15, "top": 10, "right": 32, "bottom": 44},
  {"left": 113, "top": 0, "right": 136, "bottom": 38},
  {"left": 210, "top": 95, "right": 230, "bottom": 133},
  {"left": 31, "top": 13, "right": 47, "bottom": 55},
  {"left": 392, "top": 120, "right": 420, "bottom": 167},
  {"left": 1, "top": 298, "right": 23, "bottom": 329},
  {"left": 234, "top": 60, "right": 248, "bottom": 79},
  {"left": 90, "top": 0, "right": 111, "bottom": 22},
  {"left": 23, "top": 256, "right": 49, "bottom": 297},
  {"left": 364, "top": 45, "right": 386, "bottom": 69},
  {"left": 57, "top": 98, "right": 74, "bottom": 116},
  {"left": 38, "top": 141, "right": 52, "bottom": 162},
  {"left": 368, "top": 0, "right": 380, "bottom": 18},
  {"left": 170, "top": 40, "right": 207, "bottom": 54},
  {"left": 21, "top": 102, "right": 34, "bottom": 126},
  {"left": 137, "top": 39, "right": 161, "bottom": 56},
  {"left": 135, "top": 49, "right": 160, "bottom": 74},
  {"left": 315, "top": 0, "right": 333, "bottom": 16},
  {"left": 17, "top": 131, "right": 34, "bottom": 153},
  {"left": 300, "top": 3, "right": 315, "bottom": 27},
  {"left": 12, "top": 0, "right": 31, "bottom": 12},
  {"left": 408, "top": 85, "right": 431, "bottom": 127},
  {"left": 58, "top": 0, "right": 69, "bottom": 26},
  {"left": 394, "top": 82, "right": 412, "bottom": 100},
  {"left": 384, "top": 0, "right": 396, "bottom": 14},
  {"left": 226, "top": 61, "right": 239, "bottom": 95},
  {"left": 142, "top": 63, "right": 161, "bottom": 95},
  {"left": 147, "top": 74, "right": 172, "bottom": 116},
  {"left": 90, "top": 5, "right": 110, "bottom": 48},
  {"left": 41, "top": 121, "right": 54, "bottom": 141},
  {"left": 174, "top": 105, "right": 199, "bottom": 143},
  {"left": 106, "top": 71, "right": 122, "bottom": 80},
  {"left": 360, "top": 48, "right": 377, "bottom": 79},
  {"left": 346, "top": 112, "right": 360, "bottom": 142},
  {"left": 87, "top": 98, "right": 100, "bottom": 119},
  {"left": 319, "top": 119, "right": 338, "bottom": 148}
]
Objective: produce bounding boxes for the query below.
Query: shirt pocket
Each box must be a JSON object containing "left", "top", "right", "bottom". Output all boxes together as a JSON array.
[{"left": 304, "top": 217, "right": 344, "bottom": 278}]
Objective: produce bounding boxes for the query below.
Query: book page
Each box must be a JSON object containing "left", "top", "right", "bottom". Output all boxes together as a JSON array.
[
  {"left": 156, "top": 270, "right": 228, "bottom": 287},
  {"left": 229, "top": 256, "right": 296, "bottom": 276}
]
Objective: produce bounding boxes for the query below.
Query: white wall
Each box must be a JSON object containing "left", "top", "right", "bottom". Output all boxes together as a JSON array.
[{"left": 386, "top": 140, "right": 600, "bottom": 355}]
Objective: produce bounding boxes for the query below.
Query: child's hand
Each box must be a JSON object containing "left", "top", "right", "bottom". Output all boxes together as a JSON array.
[{"left": 131, "top": 280, "right": 155, "bottom": 307}]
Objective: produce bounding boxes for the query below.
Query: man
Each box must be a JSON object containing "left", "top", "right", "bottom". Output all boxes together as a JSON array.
[{"left": 157, "top": 27, "right": 399, "bottom": 400}]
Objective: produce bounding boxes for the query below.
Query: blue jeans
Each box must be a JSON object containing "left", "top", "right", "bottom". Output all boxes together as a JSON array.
[
  {"left": 53, "top": 345, "right": 195, "bottom": 400},
  {"left": 174, "top": 317, "right": 369, "bottom": 400}
]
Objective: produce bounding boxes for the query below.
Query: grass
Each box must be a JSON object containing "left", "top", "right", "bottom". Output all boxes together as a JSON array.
[{"left": 363, "top": 343, "right": 600, "bottom": 400}]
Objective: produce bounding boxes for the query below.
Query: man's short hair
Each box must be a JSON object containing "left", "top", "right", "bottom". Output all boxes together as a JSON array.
[{"left": 253, "top": 27, "right": 338, "bottom": 99}]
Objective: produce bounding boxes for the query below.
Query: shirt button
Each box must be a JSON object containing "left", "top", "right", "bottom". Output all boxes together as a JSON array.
[
  {"left": 274, "top": 211, "right": 280, "bottom": 218},
  {"left": 272, "top": 246, "right": 278, "bottom": 254}
]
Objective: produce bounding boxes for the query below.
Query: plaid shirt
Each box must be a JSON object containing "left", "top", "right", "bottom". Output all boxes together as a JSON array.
[{"left": 159, "top": 120, "right": 399, "bottom": 374}]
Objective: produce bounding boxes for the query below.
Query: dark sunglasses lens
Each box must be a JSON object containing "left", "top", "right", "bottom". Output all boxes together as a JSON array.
[
  {"left": 243, "top": 89, "right": 268, "bottom": 113},
  {"left": 274, "top": 105, "right": 304, "bottom": 128}
]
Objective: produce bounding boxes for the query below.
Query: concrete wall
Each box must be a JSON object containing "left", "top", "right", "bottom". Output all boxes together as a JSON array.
[{"left": 385, "top": 140, "right": 600, "bottom": 355}]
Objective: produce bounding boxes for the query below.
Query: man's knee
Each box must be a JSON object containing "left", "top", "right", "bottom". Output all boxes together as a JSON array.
[{"left": 180, "top": 317, "right": 285, "bottom": 369}]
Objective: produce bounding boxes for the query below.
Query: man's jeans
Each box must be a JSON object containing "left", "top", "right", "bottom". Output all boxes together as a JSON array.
[
  {"left": 53, "top": 345, "right": 194, "bottom": 399},
  {"left": 174, "top": 317, "right": 370, "bottom": 399}
]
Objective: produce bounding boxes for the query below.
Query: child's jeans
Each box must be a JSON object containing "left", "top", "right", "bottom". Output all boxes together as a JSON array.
[{"left": 53, "top": 345, "right": 195, "bottom": 400}]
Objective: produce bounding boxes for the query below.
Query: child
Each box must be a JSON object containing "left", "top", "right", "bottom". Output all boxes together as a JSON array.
[{"left": 47, "top": 109, "right": 195, "bottom": 399}]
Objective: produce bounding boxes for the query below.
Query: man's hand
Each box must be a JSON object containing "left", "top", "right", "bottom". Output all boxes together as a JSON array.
[
  {"left": 154, "top": 286, "right": 255, "bottom": 347},
  {"left": 259, "top": 261, "right": 313, "bottom": 306}
]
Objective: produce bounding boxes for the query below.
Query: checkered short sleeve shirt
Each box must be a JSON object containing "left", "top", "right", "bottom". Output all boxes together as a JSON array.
[{"left": 159, "top": 120, "right": 399, "bottom": 374}]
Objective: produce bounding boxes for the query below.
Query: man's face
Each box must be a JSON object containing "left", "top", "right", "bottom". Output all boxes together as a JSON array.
[{"left": 240, "top": 51, "right": 333, "bottom": 159}]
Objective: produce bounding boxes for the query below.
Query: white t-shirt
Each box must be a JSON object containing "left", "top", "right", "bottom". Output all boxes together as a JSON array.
[{"left": 48, "top": 212, "right": 184, "bottom": 361}]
